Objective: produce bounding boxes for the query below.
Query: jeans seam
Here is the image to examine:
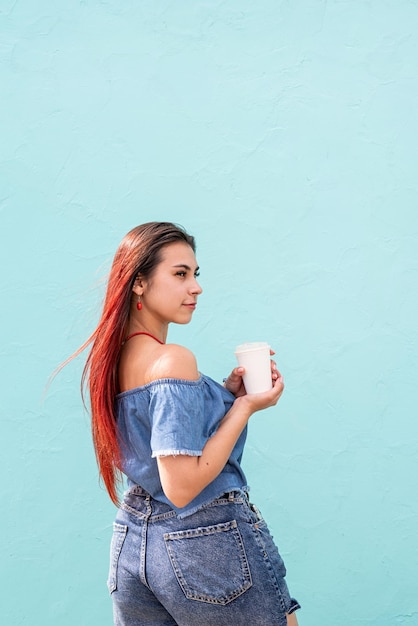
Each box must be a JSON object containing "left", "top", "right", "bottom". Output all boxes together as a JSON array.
[
  {"left": 121, "top": 501, "right": 147, "bottom": 520},
  {"left": 138, "top": 495, "right": 152, "bottom": 589},
  {"left": 121, "top": 501, "right": 178, "bottom": 523},
  {"left": 107, "top": 523, "right": 128, "bottom": 594},
  {"left": 251, "top": 524, "right": 288, "bottom": 614}
]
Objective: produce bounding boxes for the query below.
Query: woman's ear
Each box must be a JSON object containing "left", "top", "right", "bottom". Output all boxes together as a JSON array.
[{"left": 132, "top": 275, "right": 144, "bottom": 296}]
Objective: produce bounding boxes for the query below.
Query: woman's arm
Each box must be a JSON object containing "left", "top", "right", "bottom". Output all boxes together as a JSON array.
[{"left": 152, "top": 345, "right": 284, "bottom": 508}]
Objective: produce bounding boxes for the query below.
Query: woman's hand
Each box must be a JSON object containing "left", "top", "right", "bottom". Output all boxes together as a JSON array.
[
  {"left": 236, "top": 372, "right": 285, "bottom": 414},
  {"left": 224, "top": 349, "right": 280, "bottom": 398},
  {"left": 223, "top": 366, "right": 247, "bottom": 397}
]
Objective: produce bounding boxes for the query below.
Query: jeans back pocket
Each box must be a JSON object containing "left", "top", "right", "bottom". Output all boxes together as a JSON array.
[
  {"left": 164, "top": 519, "right": 252, "bottom": 605},
  {"left": 107, "top": 522, "right": 128, "bottom": 594}
]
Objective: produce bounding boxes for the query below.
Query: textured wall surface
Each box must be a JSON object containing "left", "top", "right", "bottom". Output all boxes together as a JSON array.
[{"left": 1, "top": 2, "right": 418, "bottom": 624}]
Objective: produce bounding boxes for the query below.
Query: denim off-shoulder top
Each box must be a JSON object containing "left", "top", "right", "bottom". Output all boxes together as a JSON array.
[{"left": 115, "top": 374, "right": 248, "bottom": 518}]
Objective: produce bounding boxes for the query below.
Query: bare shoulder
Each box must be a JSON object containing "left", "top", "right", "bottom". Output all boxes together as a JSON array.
[{"left": 146, "top": 344, "right": 199, "bottom": 383}]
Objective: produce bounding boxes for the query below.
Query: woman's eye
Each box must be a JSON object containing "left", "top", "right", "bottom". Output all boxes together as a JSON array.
[{"left": 175, "top": 270, "right": 200, "bottom": 278}]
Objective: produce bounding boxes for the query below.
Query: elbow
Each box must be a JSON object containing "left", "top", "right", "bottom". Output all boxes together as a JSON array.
[
  {"left": 157, "top": 455, "right": 203, "bottom": 508},
  {"left": 169, "top": 496, "right": 193, "bottom": 509},
  {"left": 163, "top": 487, "right": 196, "bottom": 509},
  {"left": 162, "top": 481, "right": 200, "bottom": 509}
]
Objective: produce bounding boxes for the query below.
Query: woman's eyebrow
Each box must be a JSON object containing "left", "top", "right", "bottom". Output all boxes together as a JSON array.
[{"left": 172, "top": 264, "right": 200, "bottom": 272}]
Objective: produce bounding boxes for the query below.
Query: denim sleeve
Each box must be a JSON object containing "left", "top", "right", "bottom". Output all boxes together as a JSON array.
[{"left": 148, "top": 381, "right": 208, "bottom": 457}]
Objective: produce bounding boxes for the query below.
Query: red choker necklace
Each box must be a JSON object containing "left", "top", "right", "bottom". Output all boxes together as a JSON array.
[{"left": 124, "top": 331, "right": 164, "bottom": 344}]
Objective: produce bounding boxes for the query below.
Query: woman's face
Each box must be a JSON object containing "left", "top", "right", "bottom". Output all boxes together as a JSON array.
[{"left": 135, "top": 242, "right": 203, "bottom": 325}]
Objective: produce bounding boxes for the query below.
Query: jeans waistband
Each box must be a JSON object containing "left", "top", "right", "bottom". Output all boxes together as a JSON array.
[{"left": 123, "top": 485, "right": 250, "bottom": 506}]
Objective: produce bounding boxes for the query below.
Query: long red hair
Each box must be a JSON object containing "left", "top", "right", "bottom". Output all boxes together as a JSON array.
[{"left": 66, "top": 222, "right": 196, "bottom": 505}]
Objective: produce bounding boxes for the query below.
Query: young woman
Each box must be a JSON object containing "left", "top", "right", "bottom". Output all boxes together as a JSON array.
[{"left": 76, "top": 222, "right": 300, "bottom": 625}]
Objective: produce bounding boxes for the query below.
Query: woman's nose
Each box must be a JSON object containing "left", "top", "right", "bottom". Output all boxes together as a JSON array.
[{"left": 191, "top": 278, "right": 203, "bottom": 295}]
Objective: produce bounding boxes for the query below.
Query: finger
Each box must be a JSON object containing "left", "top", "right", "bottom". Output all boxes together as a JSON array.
[
  {"left": 270, "top": 360, "right": 280, "bottom": 379},
  {"left": 273, "top": 374, "right": 284, "bottom": 388},
  {"left": 273, "top": 369, "right": 283, "bottom": 381},
  {"left": 269, "top": 349, "right": 276, "bottom": 355},
  {"left": 230, "top": 366, "right": 245, "bottom": 379},
  {"left": 225, "top": 367, "right": 245, "bottom": 385}
]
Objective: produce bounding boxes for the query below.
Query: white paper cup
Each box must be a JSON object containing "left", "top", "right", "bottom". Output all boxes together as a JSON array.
[{"left": 234, "top": 342, "right": 272, "bottom": 394}]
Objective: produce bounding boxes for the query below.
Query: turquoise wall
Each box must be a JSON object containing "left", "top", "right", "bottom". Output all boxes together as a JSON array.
[{"left": 2, "top": 2, "right": 417, "bottom": 624}]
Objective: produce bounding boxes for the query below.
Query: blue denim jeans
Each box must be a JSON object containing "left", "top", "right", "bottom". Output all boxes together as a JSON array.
[{"left": 108, "top": 486, "right": 300, "bottom": 625}]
